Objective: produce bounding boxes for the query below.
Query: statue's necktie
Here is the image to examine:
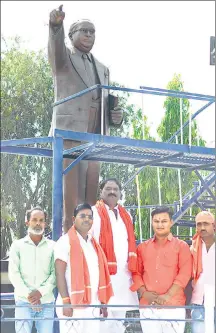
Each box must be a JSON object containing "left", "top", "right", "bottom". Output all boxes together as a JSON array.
[
  {"left": 82, "top": 53, "right": 94, "bottom": 86},
  {"left": 82, "top": 53, "right": 98, "bottom": 99}
]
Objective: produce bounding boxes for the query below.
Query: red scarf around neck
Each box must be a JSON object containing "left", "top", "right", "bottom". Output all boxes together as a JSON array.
[
  {"left": 95, "top": 200, "right": 137, "bottom": 275},
  {"left": 191, "top": 232, "right": 203, "bottom": 283},
  {"left": 68, "top": 226, "right": 113, "bottom": 305}
]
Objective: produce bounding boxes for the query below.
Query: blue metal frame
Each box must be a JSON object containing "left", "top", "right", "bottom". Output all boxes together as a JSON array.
[
  {"left": 1, "top": 85, "right": 215, "bottom": 241},
  {"left": 172, "top": 172, "right": 216, "bottom": 223},
  {"left": 52, "top": 136, "right": 63, "bottom": 240},
  {"left": 194, "top": 170, "right": 216, "bottom": 200},
  {"left": 63, "top": 143, "right": 95, "bottom": 175}
]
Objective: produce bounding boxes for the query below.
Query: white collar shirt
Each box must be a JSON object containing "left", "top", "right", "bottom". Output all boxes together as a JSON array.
[
  {"left": 191, "top": 242, "right": 215, "bottom": 305},
  {"left": 54, "top": 231, "right": 100, "bottom": 304}
]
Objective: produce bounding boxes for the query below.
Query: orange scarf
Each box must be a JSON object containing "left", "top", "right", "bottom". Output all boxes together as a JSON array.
[
  {"left": 191, "top": 232, "right": 203, "bottom": 283},
  {"left": 68, "top": 226, "right": 113, "bottom": 305},
  {"left": 95, "top": 200, "right": 137, "bottom": 275}
]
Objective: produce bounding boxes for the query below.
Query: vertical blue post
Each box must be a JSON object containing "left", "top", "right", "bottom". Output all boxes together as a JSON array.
[
  {"left": 52, "top": 136, "right": 63, "bottom": 333},
  {"left": 174, "top": 201, "right": 178, "bottom": 214},
  {"left": 52, "top": 136, "right": 63, "bottom": 241}
]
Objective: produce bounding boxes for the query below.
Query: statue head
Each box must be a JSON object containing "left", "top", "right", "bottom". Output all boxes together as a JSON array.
[{"left": 68, "top": 19, "right": 95, "bottom": 53}]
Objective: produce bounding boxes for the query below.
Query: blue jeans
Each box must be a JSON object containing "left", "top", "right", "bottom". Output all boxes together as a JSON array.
[
  {"left": 15, "top": 300, "right": 54, "bottom": 333},
  {"left": 191, "top": 305, "right": 205, "bottom": 333}
]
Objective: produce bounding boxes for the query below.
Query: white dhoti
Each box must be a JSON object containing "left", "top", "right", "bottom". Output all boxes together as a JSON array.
[
  {"left": 91, "top": 204, "right": 139, "bottom": 333},
  {"left": 54, "top": 232, "right": 103, "bottom": 333},
  {"left": 56, "top": 295, "right": 101, "bottom": 333},
  {"left": 140, "top": 307, "right": 186, "bottom": 333},
  {"left": 100, "top": 267, "right": 139, "bottom": 333}
]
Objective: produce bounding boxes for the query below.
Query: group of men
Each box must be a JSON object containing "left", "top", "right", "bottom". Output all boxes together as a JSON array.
[{"left": 9, "top": 178, "right": 215, "bottom": 333}]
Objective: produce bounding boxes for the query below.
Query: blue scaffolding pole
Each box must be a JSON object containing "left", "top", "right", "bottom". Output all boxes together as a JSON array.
[{"left": 1, "top": 85, "right": 215, "bottom": 241}]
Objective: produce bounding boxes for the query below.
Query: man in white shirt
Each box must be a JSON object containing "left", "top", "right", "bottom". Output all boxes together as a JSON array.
[
  {"left": 8, "top": 206, "right": 56, "bottom": 333},
  {"left": 54, "top": 203, "right": 113, "bottom": 333},
  {"left": 91, "top": 178, "right": 139, "bottom": 333},
  {"left": 190, "top": 211, "right": 215, "bottom": 333}
]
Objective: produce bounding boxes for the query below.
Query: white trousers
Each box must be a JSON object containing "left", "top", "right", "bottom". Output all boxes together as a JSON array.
[
  {"left": 140, "top": 308, "right": 186, "bottom": 333},
  {"left": 99, "top": 310, "right": 126, "bottom": 333},
  {"left": 56, "top": 295, "right": 100, "bottom": 333},
  {"left": 58, "top": 307, "right": 100, "bottom": 333}
]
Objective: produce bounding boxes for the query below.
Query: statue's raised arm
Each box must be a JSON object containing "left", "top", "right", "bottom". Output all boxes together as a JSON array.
[{"left": 48, "top": 5, "right": 67, "bottom": 71}]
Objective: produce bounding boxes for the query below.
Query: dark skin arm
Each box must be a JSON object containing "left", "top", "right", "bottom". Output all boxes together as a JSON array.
[
  {"left": 155, "top": 284, "right": 182, "bottom": 305},
  {"left": 55, "top": 259, "right": 108, "bottom": 317},
  {"left": 55, "top": 259, "right": 73, "bottom": 317},
  {"left": 138, "top": 285, "right": 158, "bottom": 305}
]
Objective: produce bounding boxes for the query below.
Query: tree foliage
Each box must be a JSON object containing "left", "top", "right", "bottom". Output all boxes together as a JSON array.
[
  {"left": 130, "top": 74, "right": 206, "bottom": 240},
  {"left": 1, "top": 38, "right": 206, "bottom": 258},
  {"left": 1, "top": 36, "right": 53, "bottom": 255}
]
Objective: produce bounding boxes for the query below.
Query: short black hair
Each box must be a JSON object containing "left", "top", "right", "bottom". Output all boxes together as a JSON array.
[
  {"left": 99, "top": 178, "right": 122, "bottom": 191},
  {"left": 151, "top": 206, "right": 173, "bottom": 220},
  {"left": 26, "top": 206, "right": 46, "bottom": 221},
  {"left": 74, "top": 203, "right": 93, "bottom": 217}
]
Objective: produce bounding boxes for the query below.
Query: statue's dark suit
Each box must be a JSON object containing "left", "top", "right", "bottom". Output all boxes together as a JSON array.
[{"left": 48, "top": 23, "right": 117, "bottom": 232}]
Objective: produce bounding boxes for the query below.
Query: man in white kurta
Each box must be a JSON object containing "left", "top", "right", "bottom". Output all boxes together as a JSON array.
[
  {"left": 91, "top": 178, "right": 139, "bottom": 333},
  {"left": 190, "top": 211, "right": 215, "bottom": 333},
  {"left": 55, "top": 203, "right": 112, "bottom": 333}
]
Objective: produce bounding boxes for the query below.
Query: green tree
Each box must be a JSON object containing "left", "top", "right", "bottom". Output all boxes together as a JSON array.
[
  {"left": 157, "top": 74, "right": 206, "bottom": 237},
  {"left": 128, "top": 74, "right": 207, "bottom": 241},
  {"left": 1, "top": 36, "right": 54, "bottom": 254},
  {"left": 130, "top": 109, "right": 159, "bottom": 240}
]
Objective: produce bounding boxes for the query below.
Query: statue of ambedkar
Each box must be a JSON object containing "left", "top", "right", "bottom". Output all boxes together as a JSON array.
[{"left": 48, "top": 5, "right": 124, "bottom": 232}]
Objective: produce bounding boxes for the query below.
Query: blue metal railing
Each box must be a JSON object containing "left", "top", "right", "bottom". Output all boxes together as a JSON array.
[{"left": 1, "top": 293, "right": 207, "bottom": 325}]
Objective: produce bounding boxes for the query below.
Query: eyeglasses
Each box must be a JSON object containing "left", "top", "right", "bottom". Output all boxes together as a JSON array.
[
  {"left": 73, "top": 28, "right": 95, "bottom": 35},
  {"left": 77, "top": 214, "right": 93, "bottom": 220}
]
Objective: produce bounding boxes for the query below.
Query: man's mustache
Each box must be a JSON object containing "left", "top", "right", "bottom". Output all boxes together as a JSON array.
[{"left": 108, "top": 193, "right": 117, "bottom": 197}]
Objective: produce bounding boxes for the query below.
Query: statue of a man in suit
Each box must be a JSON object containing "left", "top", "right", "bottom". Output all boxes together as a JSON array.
[{"left": 48, "top": 5, "right": 124, "bottom": 232}]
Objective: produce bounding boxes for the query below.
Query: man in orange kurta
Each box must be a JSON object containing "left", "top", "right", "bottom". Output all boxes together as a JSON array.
[{"left": 131, "top": 206, "right": 192, "bottom": 333}]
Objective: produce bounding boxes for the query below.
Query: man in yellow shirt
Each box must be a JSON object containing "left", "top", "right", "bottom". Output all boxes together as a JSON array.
[{"left": 8, "top": 207, "right": 56, "bottom": 333}]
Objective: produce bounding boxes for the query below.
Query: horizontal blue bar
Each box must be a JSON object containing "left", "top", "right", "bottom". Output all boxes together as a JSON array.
[
  {"left": 125, "top": 204, "right": 175, "bottom": 209},
  {"left": 63, "top": 144, "right": 95, "bottom": 175},
  {"left": 148, "top": 162, "right": 214, "bottom": 170},
  {"left": 139, "top": 85, "right": 215, "bottom": 100},
  {"left": 63, "top": 142, "right": 93, "bottom": 155},
  {"left": 186, "top": 162, "right": 215, "bottom": 171},
  {"left": 54, "top": 129, "right": 215, "bottom": 156},
  {"left": 135, "top": 152, "right": 184, "bottom": 167},
  {"left": 101, "top": 85, "right": 215, "bottom": 102},
  {"left": 53, "top": 85, "right": 99, "bottom": 107},
  {"left": 1, "top": 137, "right": 53, "bottom": 147},
  {"left": 51, "top": 85, "right": 215, "bottom": 109},
  {"left": 1, "top": 146, "right": 53, "bottom": 157},
  {"left": 0, "top": 317, "right": 204, "bottom": 323}
]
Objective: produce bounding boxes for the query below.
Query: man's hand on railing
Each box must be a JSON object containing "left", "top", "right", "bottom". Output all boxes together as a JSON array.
[
  {"left": 29, "top": 300, "right": 43, "bottom": 312},
  {"left": 100, "top": 306, "right": 108, "bottom": 318},
  {"left": 28, "top": 290, "right": 43, "bottom": 312},
  {"left": 155, "top": 293, "right": 171, "bottom": 305},
  {"left": 28, "top": 290, "right": 42, "bottom": 304},
  {"left": 63, "top": 305, "right": 73, "bottom": 317},
  {"left": 141, "top": 291, "right": 158, "bottom": 305}
]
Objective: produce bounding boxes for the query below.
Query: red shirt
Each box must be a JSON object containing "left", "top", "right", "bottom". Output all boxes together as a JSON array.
[{"left": 131, "top": 234, "right": 192, "bottom": 305}]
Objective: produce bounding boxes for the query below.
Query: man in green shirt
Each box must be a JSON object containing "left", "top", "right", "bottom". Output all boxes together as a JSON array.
[{"left": 8, "top": 206, "right": 56, "bottom": 333}]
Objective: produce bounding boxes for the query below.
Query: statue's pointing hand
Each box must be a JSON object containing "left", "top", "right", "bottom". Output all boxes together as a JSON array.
[{"left": 50, "top": 4, "right": 65, "bottom": 26}]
